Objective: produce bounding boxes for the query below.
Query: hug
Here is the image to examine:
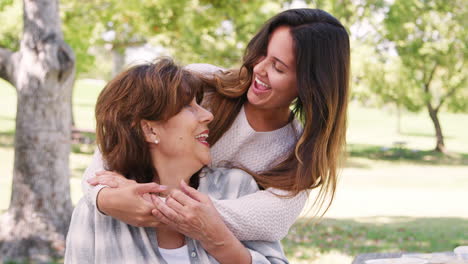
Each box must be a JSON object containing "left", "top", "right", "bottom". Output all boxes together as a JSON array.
[{"left": 66, "top": 8, "right": 350, "bottom": 264}]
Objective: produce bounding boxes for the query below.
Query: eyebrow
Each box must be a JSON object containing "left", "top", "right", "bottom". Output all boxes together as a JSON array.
[{"left": 273, "top": 56, "right": 290, "bottom": 69}]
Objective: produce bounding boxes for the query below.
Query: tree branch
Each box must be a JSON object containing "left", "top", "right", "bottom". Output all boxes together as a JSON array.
[
  {"left": 436, "top": 83, "right": 464, "bottom": 112},
  {"left": 435, "top": 62, "right": 467, "bottom": 112},
  {"left": 0, "top": 47, "right": 17, "bottom": 87},
  {"left": 425, "top": 63, "right": 438, "bottom": 92},
  {"left": 422, "top": 63, "right": 438, "bottom": 100}
]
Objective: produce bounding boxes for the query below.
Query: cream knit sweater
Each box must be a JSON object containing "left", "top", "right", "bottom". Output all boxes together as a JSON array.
[
  {"left": 81, "top": 64, "right": 308, "bottom": 241},
  {"left": 209, "top": 105, "right": 308, "bottom": 241}
]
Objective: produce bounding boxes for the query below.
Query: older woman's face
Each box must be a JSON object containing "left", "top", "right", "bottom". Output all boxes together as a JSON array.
[
  {"left": 247, "top": 26, "right": 298, "bottom": 111},
  {"left": 154, "top": 98, "right": 213, "bottom": 169}
]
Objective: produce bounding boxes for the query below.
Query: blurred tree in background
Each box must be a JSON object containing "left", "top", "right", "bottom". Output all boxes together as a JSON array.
[
  {"left": 384, "top": 0, "right": 467, "bottom": 152},
  {"left": 0, "top": 0, "right": 21, "bottom": 52},
  {"left": 0, "top": 0, "right": 74, "bottom": 262},
  {"left": 58, "top": 0, "right": 283, "bottom": 78},
  {"left": 359, "top": 0, "right": 467, "bottom": 152}
]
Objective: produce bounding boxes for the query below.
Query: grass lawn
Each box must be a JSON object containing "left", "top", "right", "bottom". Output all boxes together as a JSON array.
[
  {"left": 283, "top": 217, "right": 468, "bottom": 263},
  {"left": 1, "top": 79, "right": 467, "bottom": 263}
]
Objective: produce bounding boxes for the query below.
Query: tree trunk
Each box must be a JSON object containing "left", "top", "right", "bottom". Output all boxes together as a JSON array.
[
  {"left": 0, "top": 0, "right": 75, "bottom": 262},
  {"left": 111, "top": 47, "right": 125, "bottom": 78},
  {"left": 396, "top": 102, "right": 402, "bottom": 134},
  {"left": 427, "top": 103, "right": 446, "bottom": 153}
]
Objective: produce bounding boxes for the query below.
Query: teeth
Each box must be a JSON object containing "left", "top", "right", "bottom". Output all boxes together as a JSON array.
[
  {"left": 255, "top": 77, "right": 271, "bottom": 88},
  {"left": 195, "top": 133, "right": 208, "bottom": 139}
]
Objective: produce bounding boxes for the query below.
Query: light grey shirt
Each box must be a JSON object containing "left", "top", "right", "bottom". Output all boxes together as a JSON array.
[{"left": 65, "top": 167, "right": 289, "bottom": 264}]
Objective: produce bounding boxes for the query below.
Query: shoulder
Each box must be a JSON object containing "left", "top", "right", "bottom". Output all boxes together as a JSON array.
[
  {"left": 199, "top": 167, "right": 259, "bottom": 199},
  {"left": 184, "top": 63, "right": 224, "bottom": 75}
]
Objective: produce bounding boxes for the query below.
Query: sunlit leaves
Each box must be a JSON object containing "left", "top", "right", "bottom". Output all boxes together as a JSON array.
[
  {"left": 382, "top": 0, "right": 467, "bottom": 112},
  {"left": 0, "top": 0, "right": 21, "bottom": 51}
]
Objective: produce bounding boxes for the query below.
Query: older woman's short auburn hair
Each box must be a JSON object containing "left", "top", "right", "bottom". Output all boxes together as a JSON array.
[{"left": 95, "top": 57, "right": 204, "bottom": 183}]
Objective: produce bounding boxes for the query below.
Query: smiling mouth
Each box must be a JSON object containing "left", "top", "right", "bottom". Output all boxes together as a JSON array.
[
  {"left": 255, "top": 77, "right": 271, "bottom": 88},
  {"left": 253, "top": 77, "right": 271, "bottom": 94},
  {"left": 195, "top": 130, "right": 210, "bottom": 147}
]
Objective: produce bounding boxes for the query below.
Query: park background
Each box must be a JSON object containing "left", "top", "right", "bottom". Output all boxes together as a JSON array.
[{"left": 0, "top": 0, "right": 466, "bottom": 263}]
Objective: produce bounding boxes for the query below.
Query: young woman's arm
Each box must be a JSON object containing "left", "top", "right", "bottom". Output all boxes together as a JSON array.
[
  {"left": 212, "top": 189, "right": 308, "bottom": 241},
  {"left": 81, "top": 149, "right": 165, "bottom": 227},
  {"left": 81, "top": 149, "right": 107, "bottom": 208},
  {"left": 88, "top": 167, "right": 307, "bottom": 241},
  {"left": 160, "top": 187, "right": 308, "bottom": 242}
]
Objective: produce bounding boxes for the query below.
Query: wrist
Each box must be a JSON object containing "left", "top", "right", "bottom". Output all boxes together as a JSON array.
[
  {"left": 200, "top": 224, "right": 231, "bottom": 250},
  {"left": 201, "top": 228, "right": 251, "bottom": 264},
  {"left": 96, "top": 186, "right": 112, "bottom": 215}
]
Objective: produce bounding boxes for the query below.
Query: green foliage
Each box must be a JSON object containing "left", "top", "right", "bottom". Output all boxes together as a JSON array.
[
  {"left": 0, "top": 0, "right": 13, "bottom": 11},
  {"left": 146, "top": 0, "right": 282, "bottom": 67},
  {"left": 55, "top": 0, "right": 283, "bottom": 75},
  {"left": 306, "top": 0, "right": 386, "bottom": 30},
  {"left": 0, "top": 0, "right": 21, "bottom": 50},
  {"left": 61, "top": 1, "right": 97, "bottom": 75},
  {"left": 383, "top": 0, "right": 468, "bottom": 113}
]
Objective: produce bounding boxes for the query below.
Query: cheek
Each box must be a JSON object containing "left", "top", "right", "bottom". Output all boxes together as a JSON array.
[{"left": 274, "top": 76, "right": 297, "bottom": 96}]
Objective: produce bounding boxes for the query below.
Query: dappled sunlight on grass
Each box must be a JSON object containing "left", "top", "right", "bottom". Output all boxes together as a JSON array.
[
  {"left": 284, "top": 217, "right": 468, "bottom": 262},
  {"left": 347, "top": 143, "right": 468, "bottom": 166},
  {"left": 0, "top": 130, "right": 14, "bottom": 148}
]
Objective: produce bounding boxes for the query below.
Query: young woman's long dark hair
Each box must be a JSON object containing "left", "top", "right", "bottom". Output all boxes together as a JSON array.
[{"left": 203, "top": 8, "right": 350, "bottom": 214}]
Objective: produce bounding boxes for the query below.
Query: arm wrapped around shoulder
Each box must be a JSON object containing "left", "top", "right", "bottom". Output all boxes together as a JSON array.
[
  {"left": 212, "top": 180, "right": 308, "bottom": 241},
  {"left": 65, "top": 199, "right": 95, "bottom": 263},
  {"left": 81, "top": 149, "right": 108, "bottom": 208}
]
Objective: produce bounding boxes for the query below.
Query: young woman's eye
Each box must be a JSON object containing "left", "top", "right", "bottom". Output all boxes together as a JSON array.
[{"left": 272, "top": 61, "right": 284, "bottom": 73}]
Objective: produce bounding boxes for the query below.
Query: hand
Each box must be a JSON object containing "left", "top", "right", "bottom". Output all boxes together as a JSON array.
[
  {"left": 151, "top": 180, "right": 229, "bottom": 246},
  {"left": 151, "top": 180, "right": 252, "bottom": 263},
  {"left": 97, "top": 182, "right": 167, "bottom": 228},
  {"left": 87, "top": 170, "right": 136, "bottom": 188}
]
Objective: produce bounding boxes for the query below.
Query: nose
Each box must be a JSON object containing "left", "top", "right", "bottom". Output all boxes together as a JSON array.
[
  {"left": 199, "top": 105, "right": 214, "bottom": 124},
  {"left": 253, "top": 56, "right": 267, "bottom": 77}
]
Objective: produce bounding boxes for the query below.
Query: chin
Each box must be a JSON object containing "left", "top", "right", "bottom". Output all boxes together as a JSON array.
[
  {"left": 247, "top": 89, "right": 260, "bottom": 106},
  {"left": 202, "top": 157, "right": 211, "bottom": 166}
]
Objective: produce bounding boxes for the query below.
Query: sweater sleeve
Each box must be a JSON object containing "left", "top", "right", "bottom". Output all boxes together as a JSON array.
[
  {"left": 81, "top": 149, "right": 108, "bottom": 208},
  {"left": 64, "top": 199, "right": 95, "bottom": 264},
  {"left": 208, "top": 168, "right": 289, "bottom": 263},
  {"left": 212, "top": 188, "right": 308, "bottom": 241},
  {"left": 184, "top": 63, "right": 224, "bottom": 75}
]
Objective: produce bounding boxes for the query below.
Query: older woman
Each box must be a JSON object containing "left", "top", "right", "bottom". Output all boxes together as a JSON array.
[{"left": 65, "top": 58, "right": 287, "bottom": 263}]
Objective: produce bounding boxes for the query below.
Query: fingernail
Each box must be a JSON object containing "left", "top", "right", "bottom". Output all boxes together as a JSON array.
[
  {"left": 159, "top": 185, "right": 168, "bottom": 190},
  {"left": 87, "top": 179, "right": 95, "bottom": 184}
]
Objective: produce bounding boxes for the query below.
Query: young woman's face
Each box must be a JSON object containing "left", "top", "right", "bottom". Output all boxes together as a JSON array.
[
  {"left": 153, "top": 98, "right": 213, "bottom": 168},
  {"left": 247, "top": 26, "right": 298, "bottom": 111}
]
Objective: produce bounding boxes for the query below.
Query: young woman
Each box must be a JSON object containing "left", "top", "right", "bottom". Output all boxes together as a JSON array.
[
  {"left": 65, "top": 58, "right": 287, "bottom": 263},
  {"left": 84, "top": 8, "right": 350, "bottom": 243}
]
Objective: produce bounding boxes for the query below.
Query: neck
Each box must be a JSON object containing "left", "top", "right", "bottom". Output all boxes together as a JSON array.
[
  {"left": 150, "top": 147, "right": 197, "bottom": 192},
  {"left": 244, "top": 102, "right": 291, "bottom": 132},
  {"left": 157, "top": 227, "right": 185, "bottom": 249},
  {"left": 150, "top": 148, "right": 194, "bottom": 249}
]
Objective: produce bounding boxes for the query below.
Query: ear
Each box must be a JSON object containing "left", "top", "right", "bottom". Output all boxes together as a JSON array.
[{"left": 140, "top": 120, "right": 160, "bottom": 144}]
